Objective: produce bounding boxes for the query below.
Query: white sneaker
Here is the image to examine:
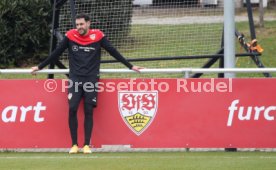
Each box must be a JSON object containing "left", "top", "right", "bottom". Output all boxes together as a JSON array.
[
  {"left": 69, "top": 145, "right": 79, "bottom": 154},
  {"left": 83, "top": 145, "right": 92, "bottom": 154}
]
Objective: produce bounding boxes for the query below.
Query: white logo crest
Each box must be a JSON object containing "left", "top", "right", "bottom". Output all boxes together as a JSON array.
[
  {"left": 68, "top": 93, "right": 72, "bottom": 100},
  {"left": 118, "top": 91, "right": 158, "bottom": 136},
  {"left": 90, "top": 34, "right": 96, "bottom": 40}
]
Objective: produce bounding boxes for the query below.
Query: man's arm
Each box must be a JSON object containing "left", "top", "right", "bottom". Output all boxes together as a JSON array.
[
  {"left": 101, "top": 37, "right": 138, "bottom": 70},
  {"left": 31, "top": 37, "right": 69, "bottom": 74}
]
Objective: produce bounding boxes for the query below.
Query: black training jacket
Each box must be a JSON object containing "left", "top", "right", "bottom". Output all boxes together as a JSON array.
[{"left": 38, "top": 29, "right": 133, "bottom": 76}]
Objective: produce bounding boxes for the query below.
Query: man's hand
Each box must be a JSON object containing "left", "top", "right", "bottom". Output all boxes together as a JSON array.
[
  {"left": 131, "top": 66, "right": 144, "bottom": 73},
  {"left": 31, "top": 66, "right": 40, "bottom": 75}
]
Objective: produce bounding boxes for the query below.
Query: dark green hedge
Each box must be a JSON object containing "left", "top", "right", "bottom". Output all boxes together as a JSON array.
[{"left": 0, "top": 0, "right": 52, "bottom": 68}]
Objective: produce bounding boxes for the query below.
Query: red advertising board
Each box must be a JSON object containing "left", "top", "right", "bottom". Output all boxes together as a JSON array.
[{"left": 0, "top": 78, "right": 276, "bottom": 148}]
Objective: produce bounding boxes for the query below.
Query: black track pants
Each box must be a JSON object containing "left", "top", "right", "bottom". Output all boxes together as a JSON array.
[{"left": 68, "top": 74, "right": 98, "bottom": 146}]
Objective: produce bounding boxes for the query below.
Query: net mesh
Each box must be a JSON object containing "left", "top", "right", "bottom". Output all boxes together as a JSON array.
[{"left": 57, "top": 0, "right": 224, "bottom": 74}]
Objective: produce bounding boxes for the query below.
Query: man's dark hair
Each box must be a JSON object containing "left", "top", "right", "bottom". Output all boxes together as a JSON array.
[{"left": 76, "top": 13, "right": 90, "bottom": 22}]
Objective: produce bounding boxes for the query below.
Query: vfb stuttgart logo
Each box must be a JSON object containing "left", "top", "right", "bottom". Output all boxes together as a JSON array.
[{"left": 118, "top": 91, "right": 158, "bottom": 136}]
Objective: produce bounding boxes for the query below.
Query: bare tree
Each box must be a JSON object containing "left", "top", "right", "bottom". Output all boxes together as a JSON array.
[
  {"left": 235, "top": 0, "right": 243, "bottom": 8},
  {"left": 259, "top": 0, "right": 264, "bottom": 28}
]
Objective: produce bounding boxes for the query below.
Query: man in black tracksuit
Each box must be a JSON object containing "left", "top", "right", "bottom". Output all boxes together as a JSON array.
[{"left": 31, "top": 13, "right": 142, "bottom": 154}]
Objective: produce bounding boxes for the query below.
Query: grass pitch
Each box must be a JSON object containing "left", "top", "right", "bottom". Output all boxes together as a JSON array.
[{"left": 0, "top": 151, "right": 276, "bottom": 170}]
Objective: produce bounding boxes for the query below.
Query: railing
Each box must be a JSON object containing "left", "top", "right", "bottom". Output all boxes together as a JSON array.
[{"left": 0, "top": 68, "right": 276, "bottom": 78}]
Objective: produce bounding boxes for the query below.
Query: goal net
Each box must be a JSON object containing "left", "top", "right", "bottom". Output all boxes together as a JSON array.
[{"left": 57, "top": 0, "right": 225, "bottom": 73}]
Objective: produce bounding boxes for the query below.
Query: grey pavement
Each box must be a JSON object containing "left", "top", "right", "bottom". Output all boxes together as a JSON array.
[{"left": 132, "top": 15, "right": 276, "bottom": 25}]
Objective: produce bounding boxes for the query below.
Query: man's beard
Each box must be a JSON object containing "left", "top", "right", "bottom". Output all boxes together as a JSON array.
[{"left": 78, "top": 28, "right": 87, "bottom": 36}]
